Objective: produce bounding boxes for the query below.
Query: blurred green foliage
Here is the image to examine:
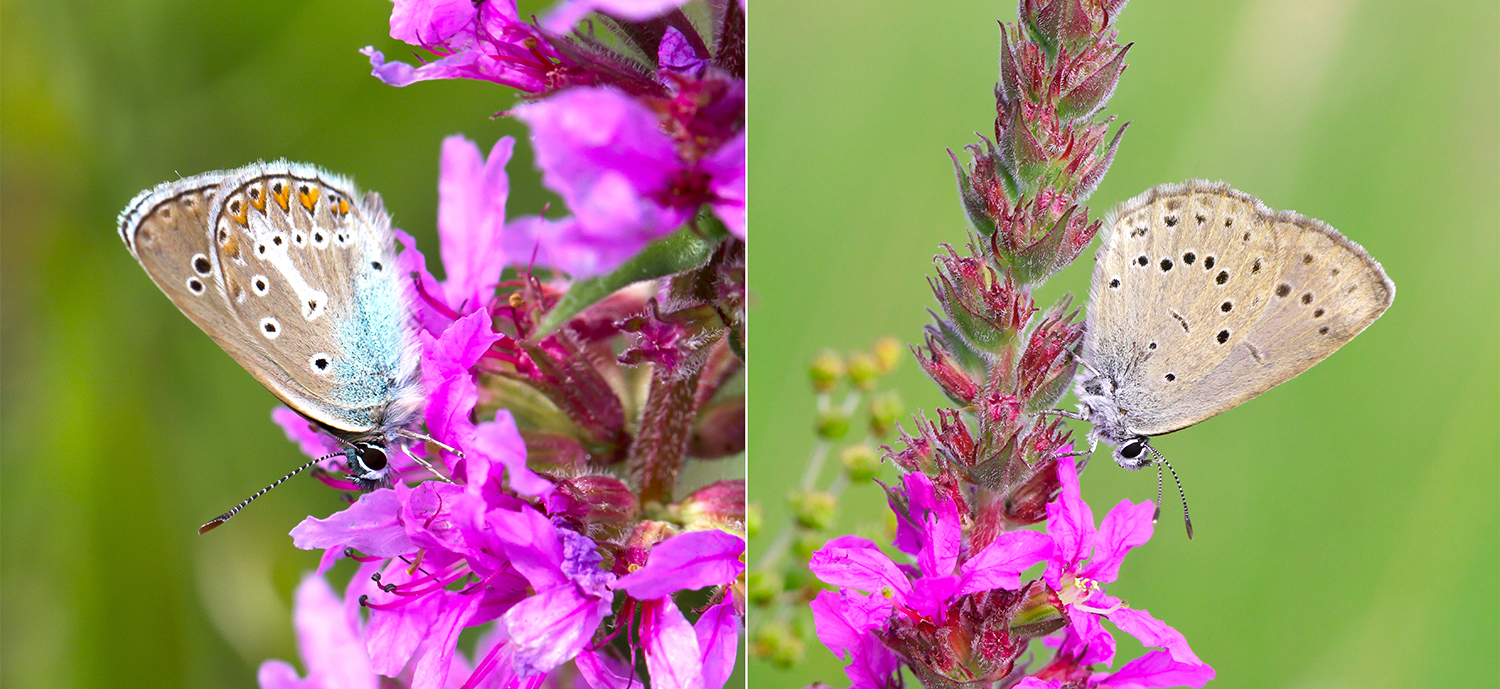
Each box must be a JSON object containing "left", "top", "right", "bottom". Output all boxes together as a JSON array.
[
  {"left": 747, "top": 1, "right": 1497, "bottom": 688},
  {"left": 1, "top": 0, "right": 560, "bottom": 686}
]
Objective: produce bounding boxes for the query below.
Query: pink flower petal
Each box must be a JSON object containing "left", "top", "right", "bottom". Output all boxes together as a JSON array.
[
  {"left": 471, "top": 410, "right": 552, "bottom": 497},
  {"left": 640, "top": 597, "right": 702, "bottom": 689},
  {"left": 1083, "top": 498, "right": 1155, "bottom": 585},
  {"left": 1096, "top": 650, "right": 1214, "bottom": 688},
  {"left": 290, "top": 489, "right": 415, "bottom": 559},
  {"left": 694, "top": 597, "right": 739, "bottom": 689},
  {"left": 703, "top": 132, "right": 746, "bottom": 238},
  {"left": 488, "top": 505, "right": 567, "bottom": 590},
  {"left": 541, "top": 0, "right": 688, "bottom": 34},
  {"left": 393, "top": 229, "right": 452, "bottom": 336},
  {"left": 956, "top": 529, "right": 1054, "bottom": 595},
  {"left": 1063, "top": 602, "right": 1117, "bottom": 667},
  {"left": 1045, "top": 456, "right": 1096, "bottom": 589},
  {"left": 614, "top": 529, "right": 745, "bottom": 599},
  {"left": 1106, "top": 606, "right": 1202, "bottom": 665},
  {"left": 809, "top": 589, "right": 899, "bottom": 689},
  {"left": 292, "top": 575, "right": 378, "bottom": 689},
  {"left": 388, "top": 0, "right": 478, "bottom": 45},
  {"left": 574, "top": 649, "right": 638, "bottom": 689},
  {"left": 808, "top": 535, "right": 913, "bottom": 599},
  {"left": 439, "top": 136, "right": 514, "bottom": 312},
  {"left": 500, "top": 583, "right": 612, "bottom": 676}
]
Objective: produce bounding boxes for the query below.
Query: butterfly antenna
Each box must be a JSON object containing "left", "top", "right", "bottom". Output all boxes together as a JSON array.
[
  {"left": 199, "top": 451, "right": 343, "bottom": 534},
  {"left": 1148, "top": 445, "right": 1193, "bottom": 539},
  {"left": 1153, "top": 463, "right": 1165, "bottom": 524}
]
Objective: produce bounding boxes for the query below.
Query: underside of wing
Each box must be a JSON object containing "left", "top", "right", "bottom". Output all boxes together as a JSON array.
[
  {"left": 1151, "top": 211, "right": 1394, "bottom": 434},
  {"left": 1085, "top": 181, "right": 1284, "bottom": 434}
]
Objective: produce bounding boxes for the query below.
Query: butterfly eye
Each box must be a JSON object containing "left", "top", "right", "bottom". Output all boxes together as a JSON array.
[
  {"left": 354, "top": 443, "right": 388, "bottom": 472},
  {"left": 1120, "top": 438, "right": 1147, "bottom": 460}
]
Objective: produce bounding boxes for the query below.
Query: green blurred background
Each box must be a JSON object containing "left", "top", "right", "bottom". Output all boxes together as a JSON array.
[
  {"left": 1, "top": 0, "right": 571, "bottom": 686},
  {"left": 747, "top": 1, "right": 1497, "bottom": 688}
]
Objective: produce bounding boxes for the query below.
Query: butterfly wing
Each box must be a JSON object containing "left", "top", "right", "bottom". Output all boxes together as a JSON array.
[
  {"left": 1084, "top": 181, "right": 1393, "bottom": 436},
  {"left": 119, "top": 163, "right": 424, "bottom": 439}
]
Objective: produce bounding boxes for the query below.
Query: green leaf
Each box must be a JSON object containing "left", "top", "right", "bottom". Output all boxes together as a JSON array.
[{"left": 532, "top": 221, "right": 724, "bottom": 338}]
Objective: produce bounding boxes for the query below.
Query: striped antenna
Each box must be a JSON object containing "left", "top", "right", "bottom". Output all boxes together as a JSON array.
[
  {"left": 1148, "top": 445, "right": 1193, "bottom": 539},
  {"left": 198, "top": 450, "right": 345, "bottom": 534}
]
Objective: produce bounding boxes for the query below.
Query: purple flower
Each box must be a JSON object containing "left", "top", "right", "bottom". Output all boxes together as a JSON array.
[
  {"left": 807, "top": 472, "right": 1053, "bottom": 687},
  {"left": 1042, "top": 457, "right": 1209, "bottom": 673},
  {"left": 361, "top": 1, "right": 559, "bottom": 92},
  {"left": 1016, "top": 649, "right": 1215, "bottom": 689},
  {"left": 613, "top": 529, "right": 745, "bottom": 689},
  {"left": 507, "top": 87, "right": 745, "bottom": 277},
  {"left": 393, "top": 136, "right": 519, "bottom": 336},
  {"left": 810, "top": 472, "right": 1053, "bottom": 618},
  {"left": 808, "top": 588, "right": 899, "bottom": 689},
  {"left": 542, "top": 0, "right": 689, "bottom": 34},
  {"left": 490, "top": 506, "right": 616, "bottom": 677},
  {"left": 258, "top": 574, "right": 378, "bottom": 689},
  {"left": 437, "top": 135, "right": 515, "bottom": 315}
]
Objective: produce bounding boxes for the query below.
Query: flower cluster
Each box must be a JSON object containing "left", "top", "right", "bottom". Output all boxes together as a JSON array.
[
  {"left": 365, "top": 0, "right": 745, "bottom": 278},
  {"left": 810, "top": 460, "right": 1212, "bottom": 689},
  {"left": 808, "top": 1, "right": 1214, "bottom": 686},
  {"left": 258, "top": 1, "right": 746, "bottom": 687}
]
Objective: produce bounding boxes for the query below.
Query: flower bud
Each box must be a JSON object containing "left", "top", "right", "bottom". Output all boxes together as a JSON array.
[
  {"left": 841, "top": 444, "right": 882, "bottom": 482},
  {"left": 930, "top": 244, "right": 1036, "bottom": 354},
  {"left": 746, "top": 503, "right": 762, "bottom": 539},
  {"left": 1018, "top": 300, "right": 1083, "bottom": 412},
  {"left": 688, "top": 395, "right": 746, "bottom": 458},
  {"left": 752, "top": 620, "right": 805, "bottom": 668},
  {"left": 846, "top": 352, "right": 880, "bottom": 390},
  {"left": 748, "top": 570, "right": 784, "bottom": 607},
  {"left": 912, "top": 333, "right": 982, "bottom": 405},
  {"left": 676, "top": 480, "right": 746, "bottom": 534},
  {"left": 547, "top": 474, "right": 639, "bottom": 539},
  {"left": 816, "top": 407, "right": 850, "bottom": 440},
  {"left": 867, "top": 391, "right": 903, "bottom": 438},
  {"left": 790, "top": 491, "right": 838, "bottom": 531},
  {"left": 872, "top": 336, "right": 902, "bottom": 373},
  {"left": 809, "top": 350, "right": 846, "bottom": 392}
]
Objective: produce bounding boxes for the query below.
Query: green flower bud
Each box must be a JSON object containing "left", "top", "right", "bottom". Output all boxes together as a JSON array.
[
  {"left": 748, "top": 570, "right": 784, "bottom": 607},
  {"left": 841, "top": 444, "right": 882, "bottom": 482},
  {"left": 868, "top": 390, "right": 903, "bottom": 438},
  {"left": 872, "top": 337, "right": 903, "bottom": 373},
  {"left": 746, "top": 503, "right": 762, "bottom": 539},
  {"left": 752, "top": 620, "right": 805, "bottom": 669},
  {"left": 791, "top": 490, "right": 838, "bottom": 531},
  {"left": 816, "top": 407, "right": 850, "bottom": 439},
  {"left": 809, "top": 350, "right": 846, "bottom": 392},
  {"left": 846, "top": 352, "right": 880, "bottom": 390}
]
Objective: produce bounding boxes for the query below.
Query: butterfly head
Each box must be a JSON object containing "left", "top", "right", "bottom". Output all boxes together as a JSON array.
[
  {"left": 345, "top": 441, "right": 392, "bottom": 491},
  {"left": 1113, "top": 435, "right": 1154, "bottom": 470}
]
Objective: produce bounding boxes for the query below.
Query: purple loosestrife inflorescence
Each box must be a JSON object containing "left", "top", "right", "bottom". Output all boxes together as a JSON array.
[
  {"left": 806, "top": 1, "right": 1214, "bottom": 687},
  {"left": 260, "top": 1, "right": 745, "bottom": 688},
  {"left": 367, "top": 0, "right": 745, "bottom": 278}
]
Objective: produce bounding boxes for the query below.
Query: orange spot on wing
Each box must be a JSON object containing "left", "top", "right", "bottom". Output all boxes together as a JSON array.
[
  {"left": 298, "top": 185, "right": 320, "bottom": 212},
  {"left": 271, "top": 180, "right": 291, "bottom": 212},
  {"left": 337, "top": 198, "right": 349, "bottom": 215},
  {"left": 228, "top": 196, "right": 249, "bottom": 226},
  {"left": 247, "top": 184, "right": 267, "bottom": 211}
]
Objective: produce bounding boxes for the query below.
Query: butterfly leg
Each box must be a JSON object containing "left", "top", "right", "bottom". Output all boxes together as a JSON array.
[
  {"left": 400, "top": 444, "right": 458, "bottom": 484},
  {"left": 396, "top": 428, "right": 466, "bottom": 459},
  {"left": 1037, "top": 408, "right": 1088, "bottom": 421}
]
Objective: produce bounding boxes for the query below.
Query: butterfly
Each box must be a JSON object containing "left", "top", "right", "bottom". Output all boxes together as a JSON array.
[
  {"left": 118, "top": 162, "right": 451, "bottom": 531},
  {"left": 1054, "top": 181, "right": 1395, "bottom": 532}
]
